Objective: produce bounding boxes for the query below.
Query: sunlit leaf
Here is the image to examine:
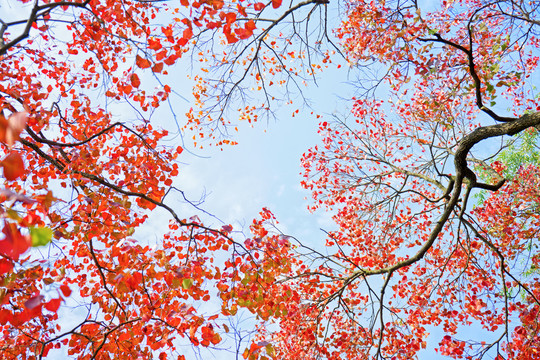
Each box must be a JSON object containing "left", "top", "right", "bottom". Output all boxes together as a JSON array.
[
  {"left": 2, "top": 152, "right": 25, "bottom": 180},
  {"left": 182, "top": 278, "right": 193, "bottom": 289},
  {"left": 44, "top": 298, "right": 62, "bottom": 312},
  {"left": 30, "top": 226, "right": 53, "bottom": 247}
]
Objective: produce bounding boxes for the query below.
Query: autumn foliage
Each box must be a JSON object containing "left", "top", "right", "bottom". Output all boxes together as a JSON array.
[
  {"left": 0, "top": 0, "right": 283, "bottom": 358},
  {"left": 1, "top": 0, "right": 540, "bottom": 359}
]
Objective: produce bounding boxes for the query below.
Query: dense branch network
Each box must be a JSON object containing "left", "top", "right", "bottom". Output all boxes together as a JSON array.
[
  {"left": 2, "top": 0, "right": 540, "bottom": 359},
  {"left": 267, "top": 0, "right": 540, "bottom": 358}
]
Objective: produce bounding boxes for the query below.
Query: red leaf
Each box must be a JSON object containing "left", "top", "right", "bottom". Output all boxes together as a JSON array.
[
  {"left": 224, "top": 26, "right": 239, "bottom": 43},
  {"left": 212, "top": 0, "right": 224, "bottom": 10},
  {"left": 226, "top": 33, "right": 239, "bottom": 43},
  {"left": 60, "top": 284, "right": 72, "bottom": 298},
  {"left": 254, "top": 2, "right": 265, "bottom": 11},
  {"left": 0, "top": 309, "right": 11, "bottom": 325},
  {"left": 206, "top": 21, "right": 222, "bottom": 30},
  {"left": 237, "top": 4, "right": 247, "bottom": 17},
  {"left": 0, "top": 223, "right": 31, "bottom": 259},
  {"left": 223, "top": 12, "right": 236, "bottom": 25},
  {"left": 182, "top": 27, "right": 193, "bottom": 43},
  {"left": 152, "top": 62, "right": 164, "bottom": 73},
  {"left": 164, "top": 54, "right": 178, "bottom": 65},
  {"left": 148, "top": 38, "right": 162, "bottom": 51},
  {"left": 235, "top": 28, "right": 253, "bottom": 40},
  {"left": 135, "top": 55, "right": 152, "bottom": 69},
  {"left": 44, "top": 298, "right": 62, "bottom": 312},
  {"left": 0, "top": 258, "right": 13, "bottom": 274},
  {"left": 272, "top": 0, "right": 282, "bottom": 8},
  {"left": 130, "top": 73, "right": 141, "bottom": 88},
  {"left": 2, "top": 152, "right": 25, "bottom": 180},
  {"left": 245, "top": 20, "right": 256, "bottom": 32}
]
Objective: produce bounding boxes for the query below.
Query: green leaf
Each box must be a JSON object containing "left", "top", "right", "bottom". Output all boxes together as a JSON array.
[
  {"left": 182, "top": 278, "right": 193, "bottom": 290},
  {"left": 266, "top": 344, "right": 275, "bottom": 356},
  {"left": 30, "top": 226, "right": 53, "bottom": 247},
  {"left": 475, "top": 128, "right": 540, "bottom": 206}
]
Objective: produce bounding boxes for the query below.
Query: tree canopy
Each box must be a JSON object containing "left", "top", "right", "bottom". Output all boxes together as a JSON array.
[{"left": 1, "top": 0, "right": 540, "bottom": 359}]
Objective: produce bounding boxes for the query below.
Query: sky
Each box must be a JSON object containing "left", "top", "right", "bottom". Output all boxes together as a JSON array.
[{"left": 133, "top": 42, "right": 354, "bottom": 360}]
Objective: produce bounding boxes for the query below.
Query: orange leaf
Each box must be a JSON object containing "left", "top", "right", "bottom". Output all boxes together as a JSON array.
[
  {"left": 131, "top": 73, "right": 141, "bottom": 88},
  {"left": 2, "top": 152, "right": 25, "bottom": 181},
  {"left": 189, "top": 325, "right": 197, "bottom": 339},
  {"left": 135, "top": 55, "right": 152, "bottom": 69},
  {"left": 224, "top": 28, "right": 238, "bottom": 44},
  {"left": 148, "top": 38, "right": 162, "bottom": 50},
  {"left": 212, "top": 0, "right": 224, "bottom": 10},
  {"left": 60, "top": 284, "right": 72, "bottom": 298},
  {"left": 245, "top": 19, "right": 256, "bottom": 31},
  {"left": 164, "top": 55, "right": 178, "bottom": 65},
  {"left": 235, "top": 28, "right": 253, "bottom": 40},
  {"left": 211, "top": 333, "right": 222, "bottom": 345},
  {"left": 224, "top": 12, "right": 236, "bottom": 25},
  {"left": 179, "top": 27, "right": 193, "bottom": 46},
  {"left": 237, "top": 4, "right": 247, "bottom": 16},
  {"left": 44, "top": 298, "right": 62, "bottom": 312},
  {"left": 206, "top": 21, "right": 222, "bottom": 29},
  {"left": 152, "top": 62, "right": 164, "bottom": 73},
  {"left": 156, "top": 50, "right": 168, "bottom": 61}
]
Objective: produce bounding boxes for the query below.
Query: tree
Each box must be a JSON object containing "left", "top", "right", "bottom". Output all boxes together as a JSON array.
[
  {"left": 238, "top": 0, "right": 540, "bottom": 359},
  {"left": 1, "top": 1, "right": 540, "bottom": 360},
  {"left": 0, "top": 0, "right": 308, "bottom": 358}
]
